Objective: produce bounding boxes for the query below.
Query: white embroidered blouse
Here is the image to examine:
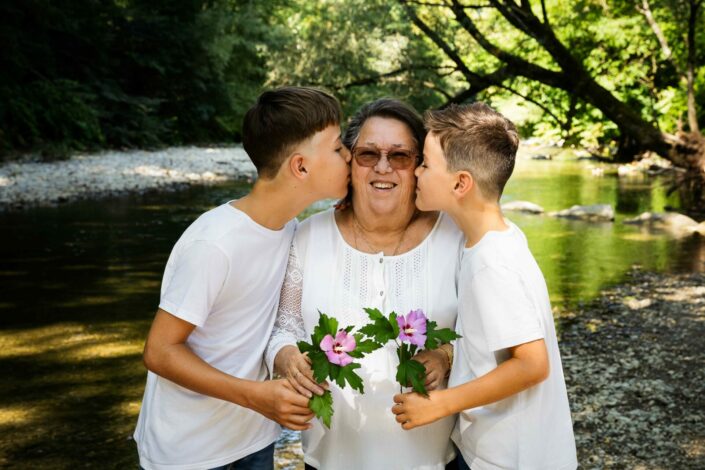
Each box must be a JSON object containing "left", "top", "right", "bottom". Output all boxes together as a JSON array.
[{"left": 265, "top": 208, "right": 465, "bottom": 470}]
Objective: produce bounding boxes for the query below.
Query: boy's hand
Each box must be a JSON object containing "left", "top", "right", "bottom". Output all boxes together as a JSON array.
[
  {"left": 249, "top": 379, "right": 315, "bottom": 431},
  {"left": 276, "top": 345, "right": 328, "bottom": 398},
  {"left": 392, "top": 391, "right": 449, "bottom": 430},
  {"left": 412, "top": 348, "right": 450, "bottom": 391}
]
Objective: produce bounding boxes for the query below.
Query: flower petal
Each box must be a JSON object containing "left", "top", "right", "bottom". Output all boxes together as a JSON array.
[
  {"left": 336, "top": 352, "right": 354, "bottom": 366},
  {"left": 320, "top": 334, "right": 335, "bottom": 352},
  {"left": 325, "top": 349, "right": 339, "bottom": 364},
  {"left": 336, "top": 330, "right": 356, "bottom": 352},
  {"left": 410, "top": 333, "right": 427, "bottom": 347}
]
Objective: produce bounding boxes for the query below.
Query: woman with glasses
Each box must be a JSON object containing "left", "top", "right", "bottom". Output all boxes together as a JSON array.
[{"left": 265, "top": 99, "right": 464, "bottom": 469}]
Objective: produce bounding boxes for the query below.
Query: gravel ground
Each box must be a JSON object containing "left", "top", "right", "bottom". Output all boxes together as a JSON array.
[
  {"left": 0, "top": 146, "right": 256, "bottom": 210},
  {"left": 559, "top": 270, "right": 705, "bottom": 469},
  {"left": 274, "top": 270, "right": 705, "bottom": 469}
]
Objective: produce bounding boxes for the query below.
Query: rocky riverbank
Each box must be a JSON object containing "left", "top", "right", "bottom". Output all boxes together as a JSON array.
[
  {"left": 274, "top": 270, "right": 705, "bottom": 469},
  {"left": 559, "top": 269, "right": 705, "bottom": 469},
  {"left": 0, "top": 146, "right": 256, "bottom": 210}
]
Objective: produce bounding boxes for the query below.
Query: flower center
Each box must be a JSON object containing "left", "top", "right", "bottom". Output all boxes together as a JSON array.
[
  {"left": 334, "top": 343, "right": 344, "bottom": 353},
  {"left": 404, "top": 325, "right": 415, "bottom": 335}
]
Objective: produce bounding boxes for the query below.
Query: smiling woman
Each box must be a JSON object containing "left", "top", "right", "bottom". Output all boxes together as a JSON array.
[{"left": 264, "top": 99, "right": 465, "bottom": 470}]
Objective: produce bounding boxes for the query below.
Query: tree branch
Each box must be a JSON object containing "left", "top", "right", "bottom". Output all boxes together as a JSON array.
[
  {"left": 636, "top": 0, "right": 678, "bottom": 71},
  {"left": 496, "top": 82, "right": 564, "bottom": 126},
  {"left": 540, "top": 0, "right": 549, "bottom": 25},
  {"left": 326, "top": 65, "right": 457, "bottom": 90},
  {"left": 447, "top": 0, "right": 567, "bottom": 89},
  {"left": 400, "top": 0, "right": 477, "bottom": 82}
]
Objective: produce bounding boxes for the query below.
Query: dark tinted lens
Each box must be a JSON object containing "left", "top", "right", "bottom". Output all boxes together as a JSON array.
[
  {"left": 353, "top": 148, "right": 381, "bottom": 167},
  {"left": 388, "top": 151, "right": 415, "bottom": 169}
]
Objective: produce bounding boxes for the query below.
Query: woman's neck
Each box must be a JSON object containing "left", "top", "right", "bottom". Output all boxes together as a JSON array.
[{"left": 351, "top": 200, "right": 417, "bottom": 236}]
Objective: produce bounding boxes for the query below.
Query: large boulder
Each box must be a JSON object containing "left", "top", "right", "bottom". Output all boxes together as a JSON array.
[
  {"left": 623, "top": 212, "right": 702, "bottom": 237},
  {"left": 501, "top": 200, "right": 545, "bottom": 214},
  {"left": 691, "top": 221, "right": 705, "bottom": 235},
  {"left": 624, "top": 212, "right": 698, "bottom": 229},
  {"left": 548, "top": 204, "right": 615, "bottom": 222}
]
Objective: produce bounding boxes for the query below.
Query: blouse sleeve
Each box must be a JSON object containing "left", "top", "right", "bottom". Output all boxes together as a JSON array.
[{"left": 265, "top": 243, "right": 306, "bottom": 376}]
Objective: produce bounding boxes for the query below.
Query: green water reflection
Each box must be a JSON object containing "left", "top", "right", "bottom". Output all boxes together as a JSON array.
[{"left": 1, "top": 159, "right": 703, "bottom": 326}]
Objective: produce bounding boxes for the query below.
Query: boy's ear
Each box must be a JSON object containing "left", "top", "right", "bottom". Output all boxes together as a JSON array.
[
  {"left": 289, "top": 153, "right": 308, "bottom": 180},
  {"left": 452, "top": 171, "right": 473, "bottom": 198}
]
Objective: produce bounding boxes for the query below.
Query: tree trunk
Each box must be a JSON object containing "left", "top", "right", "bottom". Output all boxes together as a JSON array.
[{"left": 686, "top": 0, "right": 701, "bottom": 133}]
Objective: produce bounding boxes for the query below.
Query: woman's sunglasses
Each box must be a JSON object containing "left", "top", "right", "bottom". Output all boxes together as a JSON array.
[{"left": 351, "top": 146, "right": 419, "bottom": 170}]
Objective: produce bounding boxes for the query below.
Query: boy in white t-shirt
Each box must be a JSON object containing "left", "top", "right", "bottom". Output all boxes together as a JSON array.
[
  {"left": 392, "top": 103, "right": 577, "bottom": 470},
  {"left": 134, "top": 87, "right": 351, "bottom": 470}
]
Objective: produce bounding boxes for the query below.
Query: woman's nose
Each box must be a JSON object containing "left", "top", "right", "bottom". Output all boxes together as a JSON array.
[{"left": 373, "top": 155, "right": 393, "bottom": 173}]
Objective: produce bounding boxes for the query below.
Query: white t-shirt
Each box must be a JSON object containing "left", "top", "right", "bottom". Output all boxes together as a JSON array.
[
  {"left": 449, "top": 221, "right": 577, "bottom": 470},
  {"left": 266, "top": 209, "right": 465, "bottom": 470},
  {"left": 134, "top": 202, "right": 296, "bottom": 470}
]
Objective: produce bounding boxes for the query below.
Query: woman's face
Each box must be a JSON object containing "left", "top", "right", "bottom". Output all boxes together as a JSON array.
[{"left": 351, "top": 116, "right": 419, "bottom": 217}]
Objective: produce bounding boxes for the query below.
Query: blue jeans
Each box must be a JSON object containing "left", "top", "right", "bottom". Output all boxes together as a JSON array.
[
  {"left": 455, "top": 448, "right": 471, "bottom": 470},
  {"left": 141, "top": 443, "right": 275, "bottom": 470},
  {"left": 209, "top": 443, "right": 275, "bottom": 470}
]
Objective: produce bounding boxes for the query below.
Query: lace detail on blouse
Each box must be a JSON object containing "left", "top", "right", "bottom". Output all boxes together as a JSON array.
[{"left": 265, "top": 244, "right": 305, "bottom": 375}]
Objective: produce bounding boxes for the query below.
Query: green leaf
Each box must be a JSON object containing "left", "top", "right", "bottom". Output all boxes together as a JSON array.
[
  {"left": 297, "top": 341, "right": 313, "bottom": 354},
  {"left": 312, "top": 311, "right": 339, "bottom": 346},
  {"left": 396, "top": 359, "right": 427, "bottom": 396},
  {"left": 359, "top": 317, "right": 397, "bottom": 344},
  {"left": 363, "top": 307, "right": 385, "bottom": 321},
  {"left": 309, "top": 351, "right": 330, "bottom": 383},
  {"left": 340, "top": 363, "right": 364, "bottom": 393},
  {"left": 424, "top": 320, "right": 462, "bottom": 350},
  {"left": 389, "top": 311, "right": 400, "bottom": 338},
  {"left": 329, "top": 363, "right": 342, "bottom": 383},
  {"left": 309, "top": 390, "right": 334, "bottom": 428},
  {"left": 353, "top": 334, "right": 383, "bottom": 354},
  {"left": 325, "top": 314, "right": 339, "bottom": 336}
]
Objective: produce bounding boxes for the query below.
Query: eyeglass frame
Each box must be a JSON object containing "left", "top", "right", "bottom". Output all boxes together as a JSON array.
[{"left": 350, "top": 145, "right": 420, "bottom": 170}]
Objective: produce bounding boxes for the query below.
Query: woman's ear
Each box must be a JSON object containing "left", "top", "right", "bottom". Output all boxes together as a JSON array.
[
  {"left": 452, "top": 171, "right": 473, "bottom": 198},
  {"left": 289, "top": 153, "right": 307, "bottom": 179}
]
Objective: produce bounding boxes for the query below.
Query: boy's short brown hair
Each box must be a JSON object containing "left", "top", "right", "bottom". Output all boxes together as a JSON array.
[
  {"left": 242, "top": 86, "right": 342, "bottom": 179},
  {"left": 425, "top": 102, "right": 519, "bottom": 200}
]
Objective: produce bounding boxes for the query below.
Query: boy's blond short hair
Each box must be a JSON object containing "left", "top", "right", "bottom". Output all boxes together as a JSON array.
[{"left": 425, "top": 102, "right": 519, "bottom": 200}]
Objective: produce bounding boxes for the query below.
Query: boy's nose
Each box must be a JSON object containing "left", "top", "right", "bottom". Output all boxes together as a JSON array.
[{"left": 342, "top": 147, "right": 352, "bottom": 163}]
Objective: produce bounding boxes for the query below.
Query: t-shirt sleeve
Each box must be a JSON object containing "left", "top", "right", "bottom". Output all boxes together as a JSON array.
[
  {"left": 159, "top": 240, "right": 230, "bottom": 327},
  {"left": 468, "top": 265, "right": 544, "bottom": 351}
]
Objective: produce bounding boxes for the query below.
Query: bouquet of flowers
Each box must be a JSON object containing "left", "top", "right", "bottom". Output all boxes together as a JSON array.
[
  {"left": 359, "top": 308, "right": 460, "bottom": 395},
  {"left": 297, "top": 311, "right": 381, "bottom": 427}
]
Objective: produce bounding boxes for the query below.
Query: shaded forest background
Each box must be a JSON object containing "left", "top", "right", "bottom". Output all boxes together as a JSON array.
[{"left": 1, "top": 0, "right": 703, "bottom": 164}]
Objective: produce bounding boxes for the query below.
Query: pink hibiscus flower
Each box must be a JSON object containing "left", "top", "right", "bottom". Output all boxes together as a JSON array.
[
  {"left": 397, "top": 309, "right": 427, "bottom": 347},
  {"left": 320, "top": 330, "right": 356, "bottom": 366}
]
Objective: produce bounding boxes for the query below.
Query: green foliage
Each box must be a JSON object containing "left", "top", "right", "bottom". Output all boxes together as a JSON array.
[
  {"left": 360, "top": 308, "right": 459, "bottom": 396},
  {"left": 395, "top": 353, "right": 427, "bottom": 396},
  {"left": 2, "top": 0, "right": 701, "bottom": 158},
  {"left": 424, "top": 319, "right": 461, "bottom": 350},
  {"left": 358, "top": 307, "right": 400, "bottom": 344},
  {"left": 309, "top": 390, "right": 334, "bottom": 428},
  {"left": 297, "top": 311, "right": 381, "bottom": 427},
  {"left": 0, "top": 0, "right": 277, "bottom": 159}
]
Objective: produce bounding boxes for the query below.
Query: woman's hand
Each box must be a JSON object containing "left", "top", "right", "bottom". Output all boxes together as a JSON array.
[
  {"left": 274, "top": 345, "right": 328, "bottom": 398},
  {"left": 412, "top": 346, "right": 451, "bottom": 391}
]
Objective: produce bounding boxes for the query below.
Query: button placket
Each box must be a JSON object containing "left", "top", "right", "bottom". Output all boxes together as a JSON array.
[{"left": 373, "top": 254, "right": 385, "bottom": 300}]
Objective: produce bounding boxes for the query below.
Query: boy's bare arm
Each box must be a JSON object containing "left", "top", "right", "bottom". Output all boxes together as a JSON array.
[
  {"left": 392, "top": 338, "right": 549, "bottom": 430},
  {"left": 143, "top": 309, "right": 315, "bottom": 430}
]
